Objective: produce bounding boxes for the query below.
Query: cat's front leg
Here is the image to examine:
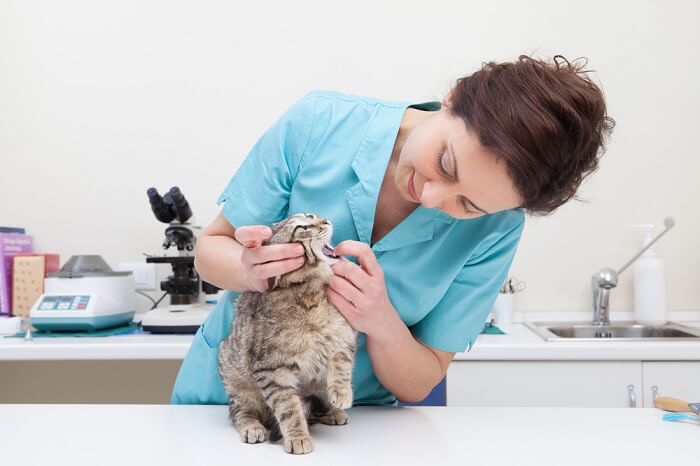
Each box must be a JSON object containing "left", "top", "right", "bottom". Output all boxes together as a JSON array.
[
  {"left": 256, "top": 367, "right": 314, "bottom": 455},
  {"left": 326, "top": 351, "right": 354, "bottom": 409},
  {"left": 317, "top": 408, "right": 349, "bottom": 425},
  {"left": 232, "top": 409, "right": 268, "bottom": 443},
  {"left": 307, "top": 393, "right": 349, "bottom": 426}
]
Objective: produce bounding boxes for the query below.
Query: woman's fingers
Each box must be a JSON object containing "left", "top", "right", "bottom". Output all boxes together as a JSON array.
[
  {"left": 253, "top": 255, "right": 306, "bottom": 280},
  {"left": 333, "top": 241, "right": 382, "bottom": 277},
  {"left": 249, "top": 243, "right": 304, "bottom": 265},
  {"left": 234, "top": 225, "right": 308, "bottom": 291},
  {"left": 234, "top": 225, "right": 272, "bottom": 248},
  {"left": 329, "top": 273, "right": 364, "bottom": 306},
  {"left": 331, "top": 258, "right": 369, "bottom": 292}
]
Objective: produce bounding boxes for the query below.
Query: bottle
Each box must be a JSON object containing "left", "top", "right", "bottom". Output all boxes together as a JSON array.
[
  {"left": 492, "top": 292, "right": 514, "bottom": 330},
  {"left": 632, "top": 225, "right": 668, "bottom": 326}
]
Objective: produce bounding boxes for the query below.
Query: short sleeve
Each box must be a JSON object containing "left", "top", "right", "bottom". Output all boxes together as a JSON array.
[
  {"left": 410, "top": 216, "right": 525, "bottom": 353},
  {"left": 216, "top": 92, "right": 319, "bottom": 228}
]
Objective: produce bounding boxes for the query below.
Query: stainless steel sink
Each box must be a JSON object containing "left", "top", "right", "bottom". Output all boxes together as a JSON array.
[{"left": 526, "top": 321, "right": 700, "bottom": 341}]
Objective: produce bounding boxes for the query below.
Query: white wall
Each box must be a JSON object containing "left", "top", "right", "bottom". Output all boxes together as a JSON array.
[{"left": 1, "top": 0, "right": 699, "bottom": 315}]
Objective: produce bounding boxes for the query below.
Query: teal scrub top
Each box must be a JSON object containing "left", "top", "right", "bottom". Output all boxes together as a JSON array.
[{"left": 171, "top": 90, "right": 525, "bottom": 406}]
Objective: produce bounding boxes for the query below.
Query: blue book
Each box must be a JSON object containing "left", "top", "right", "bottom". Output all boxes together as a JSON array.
[{"left": 0, "top": 227, "right": 26, "bottom": 234}]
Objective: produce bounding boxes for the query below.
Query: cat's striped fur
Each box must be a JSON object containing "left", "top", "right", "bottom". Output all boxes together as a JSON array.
[{"left": 218, "top": 213, "right": 358, "bottom": 454}]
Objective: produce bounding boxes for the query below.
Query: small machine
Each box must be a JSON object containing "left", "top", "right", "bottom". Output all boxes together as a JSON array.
[
  {"left": 140, "top": 186, "right": 219, "bottom": 334},
  {"left": 30, "top": 255, "right": 135, "bottom": 331}
]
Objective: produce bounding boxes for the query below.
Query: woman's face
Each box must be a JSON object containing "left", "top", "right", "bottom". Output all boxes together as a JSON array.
[{"left": 394, "top": 107, "right": 523, "bottom": 219}]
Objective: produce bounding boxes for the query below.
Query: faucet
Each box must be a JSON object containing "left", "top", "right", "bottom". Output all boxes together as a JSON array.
[
  {"left": 590, "top": 217, "right": 675, "bottom": 325},
  {"left": 591, "top": 268, "right": 617, "bottom": 324}
]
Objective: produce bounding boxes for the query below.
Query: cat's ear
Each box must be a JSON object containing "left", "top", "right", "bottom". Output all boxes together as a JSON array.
[{"left": 267, "top": 275, "right": 281, "bottom": 291}]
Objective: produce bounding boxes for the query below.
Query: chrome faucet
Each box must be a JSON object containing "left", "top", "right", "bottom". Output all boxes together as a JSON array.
[{"left": 591, "top": 217, "right": 675, "bottom": 325}]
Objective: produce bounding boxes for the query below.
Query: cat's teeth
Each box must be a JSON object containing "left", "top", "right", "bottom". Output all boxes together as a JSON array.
[{"left": 322, "top": 244, "right": 338, "bottom": 258}]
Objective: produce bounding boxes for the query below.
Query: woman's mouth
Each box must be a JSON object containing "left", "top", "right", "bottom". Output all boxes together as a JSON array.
[{"left": 408, "top": 171, "right": 420, "bottom": 202}]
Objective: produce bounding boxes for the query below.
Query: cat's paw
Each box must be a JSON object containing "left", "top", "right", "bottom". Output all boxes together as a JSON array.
[
  {"left": 328, "top": 383, "right": 353, "bottom": 409},
  {"left": 238, "top": 422, "right": 268, "bottom": 444},
  {"left": 284, "top": 435, "right": 314, "bottom": 454},
  {"left": 317, "top": 408, "right": 349, "bottom": 426}
]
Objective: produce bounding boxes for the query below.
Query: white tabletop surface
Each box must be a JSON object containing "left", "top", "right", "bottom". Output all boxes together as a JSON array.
[
  {"left": 2, "top": 321, "right": 700, "bottom": 361},
  {"left": 0, "top": 404, "right": 696, "bottom": 466}
]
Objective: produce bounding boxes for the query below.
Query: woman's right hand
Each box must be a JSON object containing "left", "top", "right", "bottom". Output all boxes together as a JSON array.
[{"left": 234, "top": 225, "right": 306, "bottom": 292}]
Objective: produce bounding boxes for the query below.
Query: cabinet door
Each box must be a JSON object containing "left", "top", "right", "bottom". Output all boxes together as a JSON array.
[
  {"left": 447, "top": 361, "right": 642, "bottom": 408},
  {"left": 641, "top": 362, "right": 700, "bottom": 407}
]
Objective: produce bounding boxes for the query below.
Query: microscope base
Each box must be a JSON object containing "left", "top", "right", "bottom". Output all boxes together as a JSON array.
[{"left": 140, "top": 303, "right": 213, "bottom": 334}]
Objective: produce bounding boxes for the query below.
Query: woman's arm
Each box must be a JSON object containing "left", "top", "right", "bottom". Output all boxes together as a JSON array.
[
  {"left": 326, "top": 240, "right": 456, "bottom": 403},
  {"left": 365, "top": 313, "right": 455, "bottom": 403},
  {"left": 194, "top": 212, "right": 250, "bottom": 292}
]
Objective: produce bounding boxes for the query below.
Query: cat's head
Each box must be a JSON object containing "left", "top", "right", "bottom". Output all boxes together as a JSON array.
[{"left": 262, "top": 212, "right": 340, "bottom": 290}]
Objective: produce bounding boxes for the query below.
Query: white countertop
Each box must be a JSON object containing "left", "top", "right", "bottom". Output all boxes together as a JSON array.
[
  {"left": 454, "top": 320, "right": 700, "bottom": 361},
  {"left": 0, "top": 332, "right": 193, "bottom": 360},
  {"left": 2, "top": 321, "right": 700, "bottom": 361},
  {"left": 0, "top": 404, "right": 696, "bottom": 466}
]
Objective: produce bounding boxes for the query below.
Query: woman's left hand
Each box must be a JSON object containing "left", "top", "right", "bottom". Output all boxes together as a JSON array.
[{"left": 326, "top": 240, "right": 399, "bottom": 340}]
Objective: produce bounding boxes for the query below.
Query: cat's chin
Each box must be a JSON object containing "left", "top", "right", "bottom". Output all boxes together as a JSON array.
[{"left": 319, "top": 255, "right": 340, "bottom": 266}]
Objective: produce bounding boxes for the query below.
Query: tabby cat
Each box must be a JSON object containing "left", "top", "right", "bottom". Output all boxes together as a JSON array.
[{"left": 218, "top": 212, "right": 358, "bottom": 455}]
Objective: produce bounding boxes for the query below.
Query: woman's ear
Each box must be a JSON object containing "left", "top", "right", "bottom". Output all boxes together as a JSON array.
[{"left": 441, "top": 86, "right": 454, "bottom": 107}]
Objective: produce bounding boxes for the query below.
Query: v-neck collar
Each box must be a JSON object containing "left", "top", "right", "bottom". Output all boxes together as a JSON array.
[{"left": 344, "top": 100, "right": 454, "bottom": 252}]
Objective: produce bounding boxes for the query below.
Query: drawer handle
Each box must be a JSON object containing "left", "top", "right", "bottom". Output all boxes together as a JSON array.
[
  {"left": 628, "top": 384, "right": 637, "bottom": 408},
  {"left": 651, "top": 385, "right": 659, "bottom": 400}
]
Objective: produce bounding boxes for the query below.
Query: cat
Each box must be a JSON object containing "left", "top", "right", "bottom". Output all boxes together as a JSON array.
[{"left": 218, "top": 212, "right": 358, "bottom": 455}]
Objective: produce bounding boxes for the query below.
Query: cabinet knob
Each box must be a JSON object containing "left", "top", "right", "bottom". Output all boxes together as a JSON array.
[
  {"left": 627, "top": 384, "right": 637, "bottom": 408},
  {"left": 651, "top": 385, "right": 659, "bottom": 400}
]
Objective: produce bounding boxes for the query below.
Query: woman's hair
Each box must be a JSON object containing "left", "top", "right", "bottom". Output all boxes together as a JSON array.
[{"left": 448, "top": 54, "right": 615, "bottom": 216}]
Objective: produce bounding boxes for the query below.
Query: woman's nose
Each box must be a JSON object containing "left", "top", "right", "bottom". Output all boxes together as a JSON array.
[{"left": 420, "top": 180, "right": 451, "bottom": 209}]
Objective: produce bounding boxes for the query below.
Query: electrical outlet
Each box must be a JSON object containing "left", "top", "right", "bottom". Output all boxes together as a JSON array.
[{"left": 116, "top": 262, "right": 157, "bottom": 290}]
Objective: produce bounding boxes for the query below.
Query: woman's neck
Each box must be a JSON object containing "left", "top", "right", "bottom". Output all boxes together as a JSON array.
[{"left": 391, "top": 107, "right": 433, "bottom": 164}]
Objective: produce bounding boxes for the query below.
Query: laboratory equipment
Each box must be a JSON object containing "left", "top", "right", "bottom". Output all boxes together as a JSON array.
[
  {"left": 29, "top": 255, "right": 135, "bottom": 331},
  {"left": 140, "top": 186, "right": 219, "bottom": 334}
]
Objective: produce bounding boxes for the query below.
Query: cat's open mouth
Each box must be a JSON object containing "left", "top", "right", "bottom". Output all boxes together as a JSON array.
[{"left": 322, "top": 243, "right": 338, "bottom": 258}]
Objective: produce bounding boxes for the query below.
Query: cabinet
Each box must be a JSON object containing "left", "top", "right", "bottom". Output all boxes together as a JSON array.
[
  {"left": 641, "top": 362, "right": 700, "bottom": 407},
  {"left": 446, "top": 361, "right": 641, "bottom": 407},
  {"left": 446, "top": 361, "right": 700, "bottom": 408}
]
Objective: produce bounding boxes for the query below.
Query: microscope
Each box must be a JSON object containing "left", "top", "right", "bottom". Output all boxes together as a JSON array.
[{"left": 140, "top": 186, "right": 220, "bottom": 334}]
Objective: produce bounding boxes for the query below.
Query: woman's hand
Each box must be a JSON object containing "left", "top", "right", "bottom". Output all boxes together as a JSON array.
[
  {"left": 234, "top": 225, "right": 306, "bottom": 292},
  {"left": 326, "top": 240, "right": 400, "bottom": 340}
]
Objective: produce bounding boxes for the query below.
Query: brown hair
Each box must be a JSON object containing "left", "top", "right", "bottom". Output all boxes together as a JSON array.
[{"left": 448, "top": 54, "right": 615, "bottom": 216}]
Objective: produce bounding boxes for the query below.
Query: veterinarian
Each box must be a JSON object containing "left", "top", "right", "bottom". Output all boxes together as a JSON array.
[{"left": 171, "top": 55, "right": 614, "bottom": 405}]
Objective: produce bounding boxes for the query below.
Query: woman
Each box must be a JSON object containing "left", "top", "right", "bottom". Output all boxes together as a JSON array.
[{"left": 171, "top": 55, "right": 614, "bottom": 405}]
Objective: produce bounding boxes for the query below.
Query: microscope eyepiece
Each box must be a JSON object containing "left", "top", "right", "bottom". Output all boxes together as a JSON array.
[
  {"left": 169, "top": 186, "right": 192, "bottom": 223},
  {"left": 169, "top": 186, "right": 183, "bottom": 200},
  {"left": 147, "top": 187, "right": 160, "bottom": 202},
  {"left": 147, "top": 187, "right": 176, "bottom": 223},
  {"left": 147, "top": 186, "right": 193, "bottom": 224}
]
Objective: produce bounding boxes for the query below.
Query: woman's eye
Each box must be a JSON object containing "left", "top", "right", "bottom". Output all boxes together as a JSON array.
[
  {"left": 435, "top": 151, "right": 479, "bottom": 216},
  {"left": 460, "top": 197, "right": 480, "bottom": 215},
  {"left": 436, "top": 152, "right": 450, "bottom": 177}
]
